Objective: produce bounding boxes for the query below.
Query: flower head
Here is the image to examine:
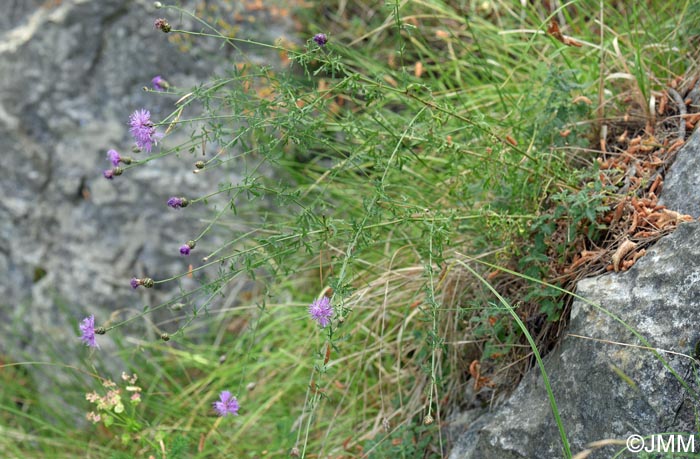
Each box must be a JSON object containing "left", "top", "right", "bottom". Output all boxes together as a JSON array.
[
  {"left": 308, "top": 296, "right": 333, "bottom": 328},
  {"left": 129, "top": 109, "right": 159, "bottom": 153},
  {"left": 313, "top": 33, "right": 328, "bottom": 47},
  {"left": 152, "top": 75, "right": 169, "bottom": 91},
  {"left": 79, "top": 315, "right": 99, "bottom": 348},
  {"left": 107, "top": 149, "right": 121, "bottom": 166},
  {"left": 213, "top": 390, "right": 239, "bottom": 417},
  {"left": 131, "top": 277, "right": 154, "bottom": 288},
  {"left": 154, "top": 18, "right": 171, "bottom": 33},
  {"left": 103, "top": 169, "right": 114, "bottom": 180},
  {"left": 167, "top": 197, "right": 189, "bottom": 209},
  {"left": 179, "top": 240, "right": 195, "bottom": 256}
]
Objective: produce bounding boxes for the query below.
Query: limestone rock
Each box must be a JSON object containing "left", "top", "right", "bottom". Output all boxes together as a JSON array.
[
  {"left": 0, "top": 0, "right": 292, "bottom": 416},
  {"left": 448, "top": 127, "right": 700, "bottom": 457},
  {"left": 659, "top": 127, "right": 700, "bottom": 217},
  {"left": 449, "top": 221, "right": 700, "bottom": 458}
]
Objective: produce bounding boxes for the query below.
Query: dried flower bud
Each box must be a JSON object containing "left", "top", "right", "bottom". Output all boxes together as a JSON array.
[{"left": 290, "top": 447, "right": 301, "bottom": 457}]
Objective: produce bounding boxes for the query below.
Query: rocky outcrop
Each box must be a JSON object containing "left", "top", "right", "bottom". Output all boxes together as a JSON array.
[
  {"left": 1, "top": 0, "right": 210, "bottom": 356},
  {"left": 448, "top": 132, "right": 700, "bottom": 458},
  {"left": 659, "top": 128, "right": 700, "bottom": 217},
  {"left": 0, "top": 0, "right": 291, "bottom": 399}
]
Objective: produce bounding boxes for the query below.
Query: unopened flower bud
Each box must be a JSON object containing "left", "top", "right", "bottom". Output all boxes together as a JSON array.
[
  {"left": 195, "top": 160, "right": 205, "bottom": 169},
  {"left": 142, "top": 277, "right": 154, "bottom": 288},
  {"left": 160, "top": 333, "right": 170, "bottom": 341},
  {"left": 113, "top": 167, "right": 123, "bottom": 176},
  {"left": 95, "top": 327, "right": 106, "bottom": 335}
]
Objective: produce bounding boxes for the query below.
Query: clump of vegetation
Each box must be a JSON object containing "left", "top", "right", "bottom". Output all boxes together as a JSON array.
[{"left": 3, "top": 1, "right": 699, "bottom": 457}]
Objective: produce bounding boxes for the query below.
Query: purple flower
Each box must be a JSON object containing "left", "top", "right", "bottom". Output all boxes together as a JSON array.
[
  {"left": 213, "top": 390, "right": 239, "bottom": 417},
  {"left": 79, "top": 315, "right": 99, "bottom": 348},
  {"left": 107, "top": 149, "right": 121, "bottom": 166},
  {"left": 313, "top": 33, "right": 328, "bottom": 47},
  {"left": 154, "top": 18, "right": 171, "bottom": 33},
  {"left": 103, "top": 169, "right": 114, "bottom": 180},
  {"left": 179, "top": 244, "right": 191, "bottom": 256},
  {"left": 167, "top": 197, "right": 187, "bottom": 209},
  {"left": 129, "top": 109, "right": 159, "bottom": 153},
  {"left": 308, "top": 296, "right": 333, "bottom": 328},
  {"left": 152, "top": 75, "right": 169, "bottom": 91},
  {"left": 130, "top": 278, "right": 140, "bottom": 289}
]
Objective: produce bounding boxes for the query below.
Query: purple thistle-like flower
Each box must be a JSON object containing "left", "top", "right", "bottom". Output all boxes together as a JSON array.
[
  {"left": 107, "top": 149, "right": 121, "bottom": 166},
  {"left": 152, "top": 75, "right": 169, "bottom": 91},
  {"left": 313, "top": 33, "right": 328, "bottom": 47},
  {"left": 167, "top": 197, "right": 186, "bottom": 209},
  {"left": 129, "top": 109, "right": 159, "bottom": 153},
  {"left": 308, "top": 296, "right": 333, "bottom": 328},
  {"left": 213, "top": 390, "right": 239, "bottom": 417},
  {"left": 103, "top": 169, "right": 114, "bottom": 180},
  {"left": 179, "top": 244, "right": 191, "bottom": 256},
  {"left": 130, "top": 277, "right": 140, "bottom": 289},
  {"left": 79, "top": 315, "right": 99, "bottom": 348}
]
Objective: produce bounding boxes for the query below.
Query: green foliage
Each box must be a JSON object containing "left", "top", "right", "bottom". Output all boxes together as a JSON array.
[
  {"left": 469, "top": 303, "right": 521, "bottom": 359},
  {"left": 362, "top": 423, "right": 442, "bottom": 459},
  {"left": 2, "top": 0, "right": 697, "bottom": 457},
  {"left": 165, "top": 435, "right": 191, "bottom": 459}
]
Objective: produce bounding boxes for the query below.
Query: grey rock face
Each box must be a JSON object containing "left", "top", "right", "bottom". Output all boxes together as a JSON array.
[
  {"left": 0, "top": 0, "right": 291, "bottom": 390},
  {"left": 1, "top": 0, "right": 211, "bottom": 356},
  {"left": 659, "top": 127, "right": 700, "bottom": 217},
  {"left": 448, "top": 136, "right": 700, "bottom": 457}
]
